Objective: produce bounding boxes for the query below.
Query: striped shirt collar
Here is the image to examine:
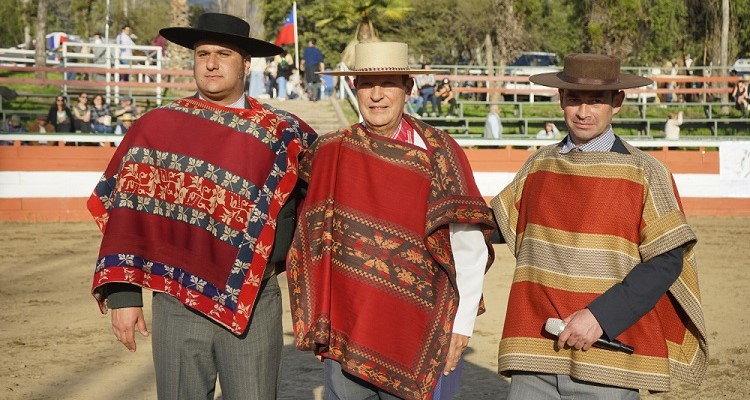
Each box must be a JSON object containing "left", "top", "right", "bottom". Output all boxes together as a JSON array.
[{"left": 560, "top": 126, "right": 616, "bottom": 153}]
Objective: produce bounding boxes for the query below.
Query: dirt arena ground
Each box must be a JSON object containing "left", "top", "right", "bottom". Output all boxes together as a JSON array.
[{"left": 1, "top": 216, "right": 748, "bottom": 399}]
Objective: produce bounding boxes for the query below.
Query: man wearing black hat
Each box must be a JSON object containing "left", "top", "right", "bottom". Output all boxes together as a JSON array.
[
  {"left": 490, "top": 53, "right": 707, "bottom": 398},
  {"left": 88, "top": 13, "right": 317, "bottom": 399}
]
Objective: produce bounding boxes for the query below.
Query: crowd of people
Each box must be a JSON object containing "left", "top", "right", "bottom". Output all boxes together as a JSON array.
[
  {"left": 0, "top": 93, "right": 140, "bottom": 146},
  {"left": 76, "top": 12, "right": 709, "bottom": 400}
]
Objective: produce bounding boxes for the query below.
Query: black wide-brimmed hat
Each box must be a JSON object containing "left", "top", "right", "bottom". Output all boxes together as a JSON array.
[
  {"left": 160, "top": 13, "right": 282, "bottom": 57},
  {"left": 530, "top": 53, "right": 653, "bottom": 90}
]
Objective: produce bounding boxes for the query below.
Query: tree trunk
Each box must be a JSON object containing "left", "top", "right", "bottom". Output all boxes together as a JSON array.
[
  {"left": 34, "top": 0, "right": 48, "bottom": 80},
  {"left": 167, "top": 0, "right": 191, "bottom": 70},
  {"left": 720, "top": 0, "right": 730, "bottom": 114},
  {"left": 485, "top": 33, "right": 500, "bottom": 103}
]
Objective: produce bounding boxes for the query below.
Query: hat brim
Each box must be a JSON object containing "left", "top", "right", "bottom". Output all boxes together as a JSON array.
[
  {"left": 529, "top": 71, "right": 653, "bottom": 90},
  {"left": 320, "top": 69, "right": 446, "bottom": 76},
  {"left": 159, "top": 27, "right": 283, "bottom": 57}
]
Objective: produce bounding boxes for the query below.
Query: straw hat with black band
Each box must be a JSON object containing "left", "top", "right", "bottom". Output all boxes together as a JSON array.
[
  {"left": 321, "top": 42, "right": 443, "bottom": 76},
  {"left": 530, "top": 53, "right": 653, "bottom": 90},
  {"left": 160, "top": 13, "right": 282, "bottom": 57}
]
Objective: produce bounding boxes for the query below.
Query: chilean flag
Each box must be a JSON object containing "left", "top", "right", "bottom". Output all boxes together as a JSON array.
[{"left": 275, "top": 8, "right": 295, "bottom": 46}]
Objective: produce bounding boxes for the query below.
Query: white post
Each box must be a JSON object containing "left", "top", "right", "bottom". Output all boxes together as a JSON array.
[{"left": 293, "top": 2, "right": 299, "bottom": 69}]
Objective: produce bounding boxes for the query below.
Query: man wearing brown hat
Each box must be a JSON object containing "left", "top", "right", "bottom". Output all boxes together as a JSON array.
[
  {"left": 490, "top": 53, "right": 707, "bottom": 398},
  {"left": 286, "top": 42, "right": 495, "bottom": 400},
  {"left": 88, "top": 13, "right": 316, "bottom": 399}
]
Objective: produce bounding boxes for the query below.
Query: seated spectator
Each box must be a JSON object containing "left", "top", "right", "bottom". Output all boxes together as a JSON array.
[
  {"left": 732, "top": 80, "right": 749, "bottom": 117},
  {"left": 72, "top": 93, "right": 93, "bottom": 133},
  {"left": 46, "top": 96, "right": 75, "bottom": 133},
  {"left": 90, "top": 94, "right": 113, "bottom": 133},
  {"left": 114, "top": 113, "right": 134, "bottom": 136},
  {"left": 536, "top": 122, "right": 560, "bottom": 139},
  {"left": 436, "top": 78, "right": 457, "bottom": 117},
  {"left": 1, "top": 114, "right": 24, "bottom": 145},
  {"left": 28, "top": 116, "right": 56, "bottom": 146},
  {"left": 664, "top": 111, "right": 683, "bottom": 140},
  {"left": 114, "top": 95, "right": 138, "bottom": 120},
  {"left": 406, "top": 84, "right": 423, "bottom": 117}
]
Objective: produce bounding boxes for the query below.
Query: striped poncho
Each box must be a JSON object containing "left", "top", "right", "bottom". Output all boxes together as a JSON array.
[
  {"left": 491, "top": 138, "right": 707, "bottom": 392},
  {"left": 89, "top": 96, "right": 316, "bottom": 334}
]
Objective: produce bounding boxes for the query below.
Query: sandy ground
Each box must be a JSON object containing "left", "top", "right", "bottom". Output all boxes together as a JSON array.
[{"left": 1, "top": 216, "right": 749, "bottom": 400}]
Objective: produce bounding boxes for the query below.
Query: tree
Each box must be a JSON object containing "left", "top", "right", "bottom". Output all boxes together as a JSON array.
[{"left": 315, "top": 0, "right": 412, "bottom": 68}]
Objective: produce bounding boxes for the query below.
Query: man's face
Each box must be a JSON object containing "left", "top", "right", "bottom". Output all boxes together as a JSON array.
[
  {"left": 559, "top": 89, "right": 624, "bottom": 145},
  {"left": 355, "top": 74, "right": 412, "bottom": 136},
  {"left": 194, "top": 41, "right": 250, "bottom": 105}
]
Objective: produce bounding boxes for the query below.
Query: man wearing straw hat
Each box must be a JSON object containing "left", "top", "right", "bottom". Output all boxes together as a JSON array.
[
  {"left": 88, "top": 13, "right": 316, "bottom": 399},
  {"left": 490, "top": 53, "right": 707, "bottom": 398},
  {"left": 286, "top": 41, "right": 495, "bottom": 400}
]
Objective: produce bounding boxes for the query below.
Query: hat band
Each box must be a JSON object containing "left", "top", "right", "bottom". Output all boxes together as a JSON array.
[
  {"left": 354, "top": 67, "right": 410, "bottom": 72},
  {"left": 560, "top": 74, "right": 618, "bottom": 86}
]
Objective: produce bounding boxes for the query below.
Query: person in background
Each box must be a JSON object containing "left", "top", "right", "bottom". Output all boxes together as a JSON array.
[
  {"left": 665, "top": 111, "right": 683, "bottom": 140},
  {"left": 90, "top": 94, "right": 113, "bottom": 134},
  {"left": 115, "top": 25, "right": 135, "bottom": 82},
  {"left": 248, "top": 55, "right": 267, "bottom": 98},
  {"left": 302, "top": 39, "right": 324, "bottom": 101},
  {"left": 483, "top": 104, "right": 502, "bottom": 139},
  {"left": 492, "top": 53, "right": 707, "bottom": 399},
  {"left": 72, "top": 93, "right": 93, "bottom": 133},
  {"left": 535, "top": 121, "right": 560, "bottom": 139},
  {"left": 46, "top": 95, "right": 74, "bottom": 133},
  {"left": 415, "top": 64, "right": 439, "bottom": 117},
  {"left": 275, "top": 51, "right": 293, "bottom": 100},
  {"left": 88, "top": 13, "right": 317, "bottom": 400},
  {"left": 113, "top": 113, "right": 134, "bottom": 136},
  {"left": 406, "top": 83, "right": 424, "bottom": 117},
  {"left": 0, "top": 114, "right": 24, "bottom": 145},
  {"left": 28, "top": 116, "right": 56, "bottom": 146},
  {"left": 114, "top": 95, "right": 138, "bottom": 120},
  {"left": 436, "top": 78, "right": 458, "bottom": 117},
  {"left": 288, "top": 41, "right": 495, "bottom": 400}
]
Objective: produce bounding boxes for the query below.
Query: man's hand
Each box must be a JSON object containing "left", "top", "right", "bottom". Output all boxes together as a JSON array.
[
  {"left": 111, "top": 307, "right": 149, "bottom": 352},
  {"left": 558, "top": 309, "right": 603, "bottom": 351},
  {"left": 443, "top": 333, "right": 469, "bottom": 375}
]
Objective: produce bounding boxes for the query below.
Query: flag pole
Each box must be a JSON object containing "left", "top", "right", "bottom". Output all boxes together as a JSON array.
[{"left": 293, "top": 2, "right": 299, "bottom": 69}]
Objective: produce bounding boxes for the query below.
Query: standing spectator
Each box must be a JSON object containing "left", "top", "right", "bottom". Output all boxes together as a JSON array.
[
  {"left": 275, "top": 51, "right": 293, "bottom": 100},
  {"left": 115, "top": 25, "right": 135, "bottom": 82},
  {"left": 437, "top": 78, "right": 458, "bottom": 117},
  {"left": 90, "top": 33, "right": 107, "bottom": 81},
  {"left": 287, "top": 67, "right": 304, "bottom": 100},
  {"left": 287, "top": 41, "right": 495, "bottom": 400},
  {"left": 535, "top": 121, "right": 560, "bottom": 139},
  {"left": 72, "top": 93, "right": 93, "bottom": 133},
  {"left": 248, "top": 55, "right": 267, "bottom": 98},
  {"left": 483, "top": 104, "right": 502, "bottom": 138},
  {"left": 415, "top": 64, "right": 439, "bottom": 117},
  {"left": 665, "top": 111, "right": 683, "bottom": 140},
  {"left": 492, "top": 53, "right": 707, "bottom": 398},
  {"left": 88, "top": 13, "right": 316, "bottom": 400},
  {"left": 321, "top": 64, "right": 334, "bottom": 98},
  {"left": 90, "top": 94, "right": 113, "bottom": 133},
  {"left": 302, "top": 39, "right": 324, "bottom": 101},
  {"left": 46, "top": 95, "right": 74, "bottom": 133}
]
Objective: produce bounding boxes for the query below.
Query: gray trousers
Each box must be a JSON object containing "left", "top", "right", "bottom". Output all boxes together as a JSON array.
[
  {"left": 508, "top": 372, "right": 640, "bottom": 400},
  {"left": 152, "top": 277, "right": 283, "bottom": 400},
  {"left": 324, "top": 358, "right": 403, "bottom": 400}
]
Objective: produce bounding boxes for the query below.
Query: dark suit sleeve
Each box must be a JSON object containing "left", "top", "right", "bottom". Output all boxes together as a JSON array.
[
  {"left": 587, "top": 246, "right": 685, "bottom": 340},
  {"left": 268, "top": 180, "right": 307, "bottom": 265},
  {"left": 489, "top": 210, "right": 505, "bottom": 244},
  {"left": 103, "top": 283, "right": 143, "bottom": 309}
]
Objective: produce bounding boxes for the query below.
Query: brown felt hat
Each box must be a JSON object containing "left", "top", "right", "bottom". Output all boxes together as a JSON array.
[
  {"left": 160, "top": 13, "right": 282, "bottom": 57},
  {"left": 529, "top": 53, "right": 653, "bottom": 90}
]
